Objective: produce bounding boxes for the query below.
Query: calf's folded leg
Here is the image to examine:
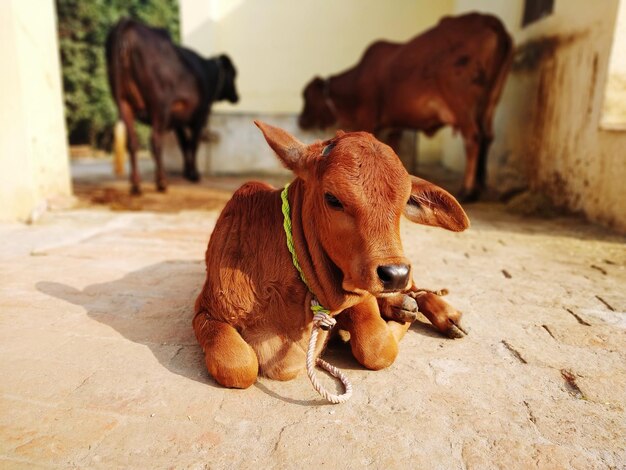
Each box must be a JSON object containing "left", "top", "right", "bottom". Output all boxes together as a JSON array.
[
  {"left": 340, "top": 296, "right": 411, "bottom": 370},
  {"left": 193, "top": 313, "right": 258, "bottom": 389},
  {"left": 411, "top": 291, "right": 467, "bottom": 338}
]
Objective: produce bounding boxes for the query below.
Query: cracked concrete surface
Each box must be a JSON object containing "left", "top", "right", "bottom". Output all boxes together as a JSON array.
[{"left": 1, "top": 179, "right": 625, "bottom": 469}]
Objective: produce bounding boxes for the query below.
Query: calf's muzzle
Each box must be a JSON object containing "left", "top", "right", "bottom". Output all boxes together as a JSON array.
[{"left": 376, "top": 264, "right": 410, "bottom": 291}]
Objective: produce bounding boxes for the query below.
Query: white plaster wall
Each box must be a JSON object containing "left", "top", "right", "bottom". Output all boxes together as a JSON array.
[
  {"left": 181, "top": 0, "right": 453, "bottom": 114},
  {"left": 447, "top": 0, "right": 626, "bottom": 232},
  {"left": 162, "top": 113, "right": 331, "bottom": 175},
  {"left": 0, "top": 0, "right": 71, "bottom": 221}
]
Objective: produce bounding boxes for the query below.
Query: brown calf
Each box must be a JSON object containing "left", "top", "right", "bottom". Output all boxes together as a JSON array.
[{"left": 193, "top": 122, "right": 470, "bottom": 389}]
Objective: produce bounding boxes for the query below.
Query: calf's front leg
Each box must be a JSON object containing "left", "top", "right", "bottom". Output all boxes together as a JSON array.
[
  {"left": 193, "top": 312, "right": 259, "bottom": 389},
  {"left": 410, "top": 290, "right": 467, "bottom": 339},
  {"left": 379, "top": 289, "right": 467, "bottom": 339},
  {"left": 338, "top": 295, "right": 412, "bottom": 370}
]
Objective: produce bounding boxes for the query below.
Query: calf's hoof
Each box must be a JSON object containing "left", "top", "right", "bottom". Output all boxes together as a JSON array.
[
  {"left": 392, "top": 295, "right": 419, "bottom": 322},
  {"left": 409, "top": 291, "right": 468, "bottom": 339},
  {"left": 156, "top": 182, "right": 167, "bottom": 193},
  {"left": 379, "top": 294, "right": 418, "bottom": 323},
  {"left": 130, "top": 185, "right": 141, "bottom": 196},
  {"left": 445, "top": 320, "right": 468, "bottom": 339}
]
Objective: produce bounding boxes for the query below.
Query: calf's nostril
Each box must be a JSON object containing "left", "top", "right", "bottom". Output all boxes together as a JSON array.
[{"left": 376, "top": 264, "right": 410, "bottom": 290}]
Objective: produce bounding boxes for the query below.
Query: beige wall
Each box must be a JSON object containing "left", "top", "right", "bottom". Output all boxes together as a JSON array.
[
  {"left": 446, "top": 0, "right": 626, "bottom": 232},
  {"left": 0, "top": 0, "right": 71, "bottom": 222},
  {"left": 171, "top": 0, "right": 454, "bottom": 175},
  {"left": 181, "top": 0, "right": 453, "bottom": 114}
]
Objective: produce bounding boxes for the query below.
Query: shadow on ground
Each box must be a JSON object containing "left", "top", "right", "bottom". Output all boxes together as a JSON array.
[{"left": 36, "top": 260, "right": 216, "bottom": 386}]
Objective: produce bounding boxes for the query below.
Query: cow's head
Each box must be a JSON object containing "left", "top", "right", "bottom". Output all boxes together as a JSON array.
[
  {"left": 216, "top": 54, "right": 239, "bottom": 104},
  {"left": 298, "top": 77, "right": 337, "bottom": 130},
  {"left": 255, "top": 121, "right": 469, "bottom": 297}
]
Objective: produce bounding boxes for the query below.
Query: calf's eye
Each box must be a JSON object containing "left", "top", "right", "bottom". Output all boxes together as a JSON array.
[
  {"left": 324, "top": 192, "right": 343, "bottom": 210},
  {"left": 321, "top": 142, "right": 335, "bottom": 157}
]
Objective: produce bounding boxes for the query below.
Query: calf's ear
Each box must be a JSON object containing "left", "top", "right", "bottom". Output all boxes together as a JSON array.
[
  {"left": 254, "top": 120, "right": 310, "bottom": 178},
  {"left": 404, "top": 176, "right": 470, "bottom": 232}
]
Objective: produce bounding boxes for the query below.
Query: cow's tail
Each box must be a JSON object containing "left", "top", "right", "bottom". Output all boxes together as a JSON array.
[
  {"left": 106, "top": 19, "right": 132, "bottom": 176},
  {"left": 481, "top": 17, "right": 514, "bottom": 137}
]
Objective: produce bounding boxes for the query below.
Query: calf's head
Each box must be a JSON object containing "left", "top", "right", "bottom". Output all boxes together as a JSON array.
[
  {"left": 255, "top": 121, "right": 469, "bottom": 297},
  {"left": 298, "top": 77, "right": 337, "bottom": 130}
]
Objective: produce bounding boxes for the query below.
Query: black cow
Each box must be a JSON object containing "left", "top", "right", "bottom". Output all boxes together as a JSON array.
[{"left": 106, "top": 18, "right": 239, "bottom": 194}]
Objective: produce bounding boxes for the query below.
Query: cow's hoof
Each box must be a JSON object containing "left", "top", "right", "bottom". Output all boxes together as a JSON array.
[
  {"left": 389, "top": 294, "right": 419, "bottom": 323},
  {"left": 156, "top": 183, "right": 167, "bottom": 193},
  {"left": 457, "top": 187, "right": 481, "bottom": 203},
  {"left": 130, "top": 185, "right": 142, "bottom": 196},
  {"left": 184, "top": 169, "right": 201, "bottom": 182},
  {"left": 445, "top": 320, "right": 468, "bottom": 339}
]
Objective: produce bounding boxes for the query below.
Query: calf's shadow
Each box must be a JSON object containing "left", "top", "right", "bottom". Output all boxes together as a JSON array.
[{"left": 37, "top": 260, "right": 214, "bottom": 386}]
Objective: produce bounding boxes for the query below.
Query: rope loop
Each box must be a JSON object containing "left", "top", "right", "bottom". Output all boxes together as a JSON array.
[
  {"left": 312, "top": 311, "right": 336, "bottom": 331},
  {"left": 311, "top": 299, "right": 334, "bottom": 330},
  {"left": 306, "top": 304, "right": 352, "bottom": 404}
]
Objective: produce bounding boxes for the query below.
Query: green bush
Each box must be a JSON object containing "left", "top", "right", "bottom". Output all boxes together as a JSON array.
[{"left": 56, "top": 0, "right": 180, "bottom": 151}]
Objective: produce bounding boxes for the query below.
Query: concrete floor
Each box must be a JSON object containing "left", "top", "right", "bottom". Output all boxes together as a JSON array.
[{"left": 1, "top": 169, "right": 625, "bottom": 469}]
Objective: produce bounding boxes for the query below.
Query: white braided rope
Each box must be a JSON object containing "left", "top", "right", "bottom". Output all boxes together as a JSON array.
[{"left": 306, "top": 308, "right": 353, "bottom": 404}]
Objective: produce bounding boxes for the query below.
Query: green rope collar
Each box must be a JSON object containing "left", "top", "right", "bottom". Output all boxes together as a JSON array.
[{"left": 281, "top": 183, "right": 330, "bottom": 316}]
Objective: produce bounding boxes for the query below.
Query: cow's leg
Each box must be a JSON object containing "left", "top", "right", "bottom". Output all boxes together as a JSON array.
[
  {"left": 410, "top": 290, "right": 467, "bottom": 339},
  {"left": 185, "top": 123, "right": 203, "bottom": 182},
  {"left": 476, "top": 109, "right": 495, "bottom": 192},
  {"left": 458, "top": 123, "right": 482, "bottom": 203},
  {"left": 476, "top": 134, "right": 492, "bottom": 191},
  {"left": 385, "top": 129, "right": 403, "bottom": 153},
  {"left": 338, "top": 295, "right": 411, "bottom": 370},
  {"left": 384, "top": 129, "right": 418, "bottom": 174},
  {"left": 149, "top": 126, "right": 167, "bottom": 192},
  {"left": 193, "top": 312, "right": 258, "bottom": 388},
  {"left": 119, "top": 100, "right": 141, "bottom": 195},
  {"left": 175, "top": 127, "right": 197, "bottom": 182}
]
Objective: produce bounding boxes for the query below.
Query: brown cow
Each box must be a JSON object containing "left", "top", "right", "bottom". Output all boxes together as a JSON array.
[
  {"left": 193, "top": 121, "right": 469, "bottom": 389},
  {"left": 298, "top": 13, "right": 513, "bottom": 202}
]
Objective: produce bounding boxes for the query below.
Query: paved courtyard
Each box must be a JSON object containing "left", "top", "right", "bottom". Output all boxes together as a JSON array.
[{"left": 1, "top": 175, "right": 625, "bottom": 469}]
